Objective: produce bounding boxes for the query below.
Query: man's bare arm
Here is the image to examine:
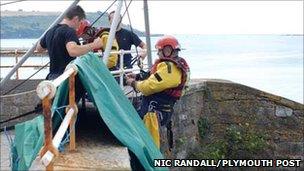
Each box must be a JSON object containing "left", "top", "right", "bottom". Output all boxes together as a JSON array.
[
  {"left": 66, "top": 37, "right": 103, "bottom": 57},
  {"left": 36, "top": 41, "right": 47, "bottom": 52},
  {"left": 139, "top": 41, "right": 147, "bottom": 59}
]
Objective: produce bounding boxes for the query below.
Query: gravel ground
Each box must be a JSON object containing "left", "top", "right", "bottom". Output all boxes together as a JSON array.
[{"left": 1, "top": 106, "right": 131, "bottom": 170}]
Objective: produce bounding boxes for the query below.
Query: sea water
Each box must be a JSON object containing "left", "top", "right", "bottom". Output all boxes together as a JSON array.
[{"left": 0, "top": 35, "right": 303, "bottom": 103}]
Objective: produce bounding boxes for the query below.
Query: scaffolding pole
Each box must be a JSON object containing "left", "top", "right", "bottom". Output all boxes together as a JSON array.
[
  {"left": 0, "top": 0, "right": 80, "bottom": 87},
  {"left": 143, "top": 0, "right": 152, "bottom": 68}
]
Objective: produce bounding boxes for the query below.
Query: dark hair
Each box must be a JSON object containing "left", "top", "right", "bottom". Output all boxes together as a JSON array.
[
  {"left": 108, "top": 10, "right": 122, "bottom": 21},
  {"left": 65, "top": 5, "right": 86, "bottom": 20}
]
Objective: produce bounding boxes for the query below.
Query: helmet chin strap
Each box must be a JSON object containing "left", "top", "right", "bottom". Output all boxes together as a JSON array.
[
  {"left": 163, "top": 51, "right": 173, "bottom": 58},
  {"left": 160, "top": 46, "right": 174, "bottom": 58}
]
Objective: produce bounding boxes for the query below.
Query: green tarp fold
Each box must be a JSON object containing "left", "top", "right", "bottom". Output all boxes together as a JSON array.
[{"left": 12, "top": 52, "right": 166, "bottom": 171}]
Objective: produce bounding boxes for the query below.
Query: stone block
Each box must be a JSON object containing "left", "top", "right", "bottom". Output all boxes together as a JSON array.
[{"left": 275, "top": 105, "right": 293, "bottom": 117}]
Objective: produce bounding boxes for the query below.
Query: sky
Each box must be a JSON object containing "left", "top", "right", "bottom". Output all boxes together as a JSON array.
[{"left": 1, "top": 0, "right": 303, "bottom": 34}]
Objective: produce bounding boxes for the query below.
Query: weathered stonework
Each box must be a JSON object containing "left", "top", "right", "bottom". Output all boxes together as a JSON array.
[
  {"left": 0, "top": 79, "right": 42, "bottom": 129},
  {"left": 162, "top": 79, "right": 304, "bottom": 170},
  {"left": 0, "top": 90, "right": 41, "bottom": 129},
  {"left": 0, "top": 79, "right": 43, "bottom": 95}
]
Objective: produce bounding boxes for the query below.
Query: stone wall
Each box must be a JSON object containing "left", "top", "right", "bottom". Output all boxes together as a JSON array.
[
  {"left": 162, "top": 79, "right": 304, "bottom": 170},
  {"left": 0, "top": 79, "right": 42, "bottom": 129},
  {"left": 0, "top": 90, "right": 41, "bottom": 129},
  {"left": 0, "top": 79, "right": 43, "bottom": 95}
]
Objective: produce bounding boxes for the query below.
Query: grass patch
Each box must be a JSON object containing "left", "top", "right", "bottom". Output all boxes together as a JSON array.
[
  {"left": 190, "top": 123, "right": 268, "bottom": 160},
  {"left": 197, "top": 117, "right": 210, "bottom": 140}
]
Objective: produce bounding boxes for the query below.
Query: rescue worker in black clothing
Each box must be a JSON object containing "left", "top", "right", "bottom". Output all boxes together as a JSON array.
[
  {"left": 36, "top": 5, "right": 103, "bottom": 80},
  {"left": 125, "top": 35, "right": 190, "bottom": 170},
  {"left": 36, "top": 5, "right": 103, "bottom": 103},
  {"left": 108, "top": 11, "right": 147, "bottom": 69}
]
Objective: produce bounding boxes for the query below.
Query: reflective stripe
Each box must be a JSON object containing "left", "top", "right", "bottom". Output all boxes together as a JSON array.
[
  {"left": 164, "top": 61, "right": 172, "bottom": 73},
  {"left": 154, "top": 73, "right": 162, "bottom": 82}
]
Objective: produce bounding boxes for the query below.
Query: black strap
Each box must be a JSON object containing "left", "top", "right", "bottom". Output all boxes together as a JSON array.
[
  {"left": 154, "top": 73, "right": 162, "bottom": 82},
  {"left": 90, "top": 0, "right": 117, "bottom": 27},
  {"left": 0, "top": 108, "right": 41, "bottom": 124},
  {"left": 164, "top": 61, "right": 172, "bottom": 73}
]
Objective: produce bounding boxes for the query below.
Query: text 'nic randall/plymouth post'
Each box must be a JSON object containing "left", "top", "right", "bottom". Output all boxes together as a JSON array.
[{"left": 154, "top": 159, "right": 302, "bottom": 168}]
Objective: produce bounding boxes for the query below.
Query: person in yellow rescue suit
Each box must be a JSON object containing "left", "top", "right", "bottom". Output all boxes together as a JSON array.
[
  {"left": 126, "top": 35, "right": 190, "bottom": 171},
  {"left": 77, "top": 19, "right": 119, "bottom": 71}
]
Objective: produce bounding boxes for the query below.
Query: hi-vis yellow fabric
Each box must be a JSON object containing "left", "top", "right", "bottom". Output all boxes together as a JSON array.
[
  {"left": 136, "top": 62, "right": 182, "bottom": 96},
  {"left": 99, "top": 31, "right": 119, "bottom": 68},
  {"left": 144, "top": 112, "right": 160, "bottom": 148},
  {"left": 12, "top": 53, "right": 167, "bottom": 171}
]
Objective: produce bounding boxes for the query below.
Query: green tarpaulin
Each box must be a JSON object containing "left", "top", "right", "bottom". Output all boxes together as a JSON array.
[{"left": 12, "top": 53, "right": 166, "bottom": 171}]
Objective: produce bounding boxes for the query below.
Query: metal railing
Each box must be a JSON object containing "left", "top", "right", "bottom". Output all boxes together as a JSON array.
[
  {"left": 0, "top": 49, "right": 48, "bottom": 80},
  {"left": 95, "top": 49, "right": 150, "bottom": 88},
  {"left": 0, "top": 49, "right": 149, "bottom": 88},
  {"left": 36, "top": 64, "right": 78, "bottom": 170}
]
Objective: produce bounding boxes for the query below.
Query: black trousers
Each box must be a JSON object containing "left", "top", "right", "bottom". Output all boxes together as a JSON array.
[{"left": 128, "top": 150, "right": 145, "bottom": 171}]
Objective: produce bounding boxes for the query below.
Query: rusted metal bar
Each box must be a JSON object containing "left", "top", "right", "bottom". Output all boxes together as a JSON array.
[
  {"left": 39, "top": 98, "right": 58, "bottom": 171},
  {"left": 42, "top": 98, "right": 53, "bottom": 152},
  {"left": 0, "top": 64, "right": 50, "bottom": 68},
  {"left": 1, "top": 50, "right": 48, "bottom": 55},
  {"left": 37, "top": 63, "right": 77, "bottom": 171},
  {"left": 41, "top": 107, "right": 76, "bottom": 167},
  {"left": 68, "top": 72, "right": 77, "bottom": 151},
  {"left": 15, "top": 50, "right": 19, "bottom": 79}
]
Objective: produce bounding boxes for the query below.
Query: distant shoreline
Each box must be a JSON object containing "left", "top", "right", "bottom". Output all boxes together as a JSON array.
[
  {"left": 1, "top": 10, "right": 61, "bottom": 16},
  {"left": 1, "top": 10, "right": 163, "bottom": 39},
  {"left": 0, "top": 33, "right": 164, "bottom": 40}
]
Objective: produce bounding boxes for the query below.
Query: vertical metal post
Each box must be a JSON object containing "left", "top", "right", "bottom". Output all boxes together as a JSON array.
[
  {"left": 14, "top": 50, "right": 19, "bottom": 80},
  {"left": 40, "top": 97, "right": 57, "bottom": 171},
  {"left": 69, "top": 73, "right": 77, "bottom": 151},
  {"left": 43, "top": 98, "right": 53, "bottom": 170},
  {"left": 103, "top": 0, "right": 123, "bottom": 65},
  {"left": 0, "top": 0, "right": 80, "bottom": 87},
  {"left": 143, "top": 0, "right": 153, "bottom": 68},
  {"left": 120, "top": 50, "right": 124, "bottom": 89}
]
